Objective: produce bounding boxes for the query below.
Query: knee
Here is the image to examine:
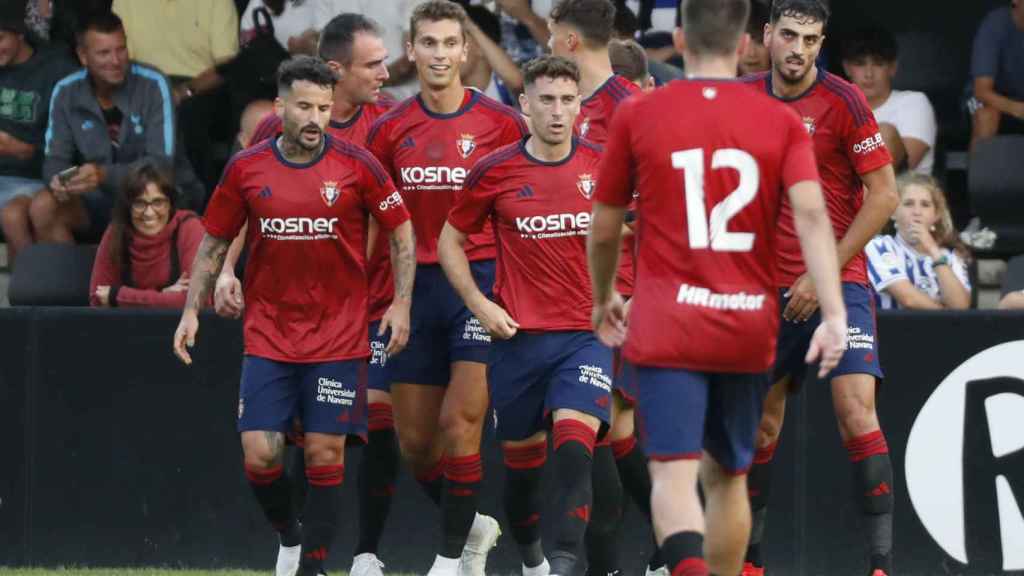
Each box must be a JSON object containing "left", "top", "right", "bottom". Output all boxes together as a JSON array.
[
  {"left": 28, "top": 190, "right": 59, "bottom": 229},
  {"left": 1, "top": 199, "right": 27, "bottom": 229},
  {"left": 303, "top": 440, "right": 344, "bottom": 467},
  {"left": 438, "top": 408, "right": 481, "bottom": 446},
  {"left": 835, "top": 398, "right": 878, "bottom": 439},
  {"left": 397, "top": 429, "right": 435, "bottom": 467},
  {"left": 757, "top": 412, "right": 783, "bottom": 447},
  {"left": 243, "top": 444, "right": 281, "bottom": 470}
]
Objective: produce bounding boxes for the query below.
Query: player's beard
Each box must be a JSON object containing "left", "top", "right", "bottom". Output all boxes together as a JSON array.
[{"left": 775, "top": 55, "right": 812, "bottom": 85}]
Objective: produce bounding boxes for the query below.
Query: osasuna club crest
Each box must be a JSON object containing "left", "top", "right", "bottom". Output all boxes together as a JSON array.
[
  {"left": 456, "top": 133, "right": 477, "bottom": 159},
  {"left": 320, "top": 180, "right": 340, "bottom": 206},
  {"left": 577, "top": 173, "right": 596, "bottom": 200},
  {"left": 802, "top": 116, "right": 817, "bottom": 135},
  {"left": 579, "top": 117, "right": 591, "bottom": 138}
]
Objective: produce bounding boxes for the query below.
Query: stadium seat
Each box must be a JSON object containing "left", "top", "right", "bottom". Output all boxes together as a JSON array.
[
  {"left": 8, "top": 244, "right": 98, "bottom": 306},
  {"left": 968, "top": 135, "right": 1024, "bottom": 256},
  {"left": 1002, "top": 254, "right": 1024, "bottom": 296}
]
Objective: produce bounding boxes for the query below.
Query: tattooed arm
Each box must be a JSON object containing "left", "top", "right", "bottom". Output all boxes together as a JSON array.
[
  {"left": 173, "top": 234, "right": 231, "bottom": 365},
  {"left": 379, "top": 221, "right": 415, "bottom": 355}
]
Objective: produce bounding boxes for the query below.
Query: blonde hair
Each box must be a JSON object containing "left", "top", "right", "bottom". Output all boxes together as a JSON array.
[{"left": 895, "top": 173, "right": 970, "bottom": 260}]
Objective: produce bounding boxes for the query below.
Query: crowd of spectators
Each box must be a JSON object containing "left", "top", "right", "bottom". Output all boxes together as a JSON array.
[{"left": 0, "top": 0, "right": 1021, "bottom": 310}]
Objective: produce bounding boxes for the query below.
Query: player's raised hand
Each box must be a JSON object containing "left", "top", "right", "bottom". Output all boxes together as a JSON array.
[
  {"left": 475, "top": 298, "right": 519, "bottom": 340},
  {"left": 213, "top": 271, "right": 244, "bottom": 319},
  {"left": 173, "top": 312, "right": 199, "bottom": 365},
  {"left": 592, "top": 292, "right": 627, "bottom": 347},
  {"left": 783, "top": 273, "right": 819, "bottom": 323},
  {"left": 806, "top": 314, "right": 847, "bottom": 378},
  {"left": 381, "top": 299, "right": 411, "bottom": 355}
]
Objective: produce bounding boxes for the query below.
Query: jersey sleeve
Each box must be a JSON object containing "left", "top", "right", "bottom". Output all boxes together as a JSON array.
[
  {"left": 840, "top": 85, "right": 893, "bottom": 176},
  {"left": 356, "top": 151, "right": 410, "bottom": 231},
  {"left": 365, "top": 118, "right": 396, "bottom": 180},
  {"left": 948, "top": 249, "right": 972, "bottom": 292},
  {"left": 781, "top": 110, "right": 821, "bottom": 188},
  {"left": 593, "top": 99, "right": 636, "bottom": 207},
  {"left": 448, "top": 163, "right": 500, "bottom": 234},
  {"left": 865, "top": 235, "right": 907, "bottom": 292},
  {"left": 203, "top": 160, "right": 248, "bottom": 240}
]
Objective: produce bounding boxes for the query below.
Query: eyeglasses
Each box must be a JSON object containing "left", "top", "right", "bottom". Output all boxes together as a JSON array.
[{"left": 131, "top": 197, "right": 170, "bottom": 214}]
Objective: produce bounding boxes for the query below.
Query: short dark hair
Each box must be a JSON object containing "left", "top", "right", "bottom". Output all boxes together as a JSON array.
[
  {"left": 680, "top": 0, "right": 751, "bottom": 57},
  {"left": 276, "top": 56, "right": 337, "bottom": 93},
  {"left": 464, "top": 5, "right": 501, "bottom": 44},
  {"left": 75, "top": 11, "right": 124, "bottom": 46},
  {"left": 769, "top": 0, "right": 830, "bottom": 26},
  {"left": 841, "top": 26, "right": 898, "bottom": 63},
  {"left": 550, "top": 0, "right": 617, "bottom": 48},
  {"left": 522, "top": 55, "right": 580, "bottom": 87},
  {"left": 318, "top": 13, "right": 381, "bottom": 65},
  {"left": 748, "top": 0, "right": 771, "bottom": 39},
  {"left": 609, "top": 39, "right": 648, "bottom": 84},
  {"left": 409, "top": 0, "right": 467, "bottom": 43}
]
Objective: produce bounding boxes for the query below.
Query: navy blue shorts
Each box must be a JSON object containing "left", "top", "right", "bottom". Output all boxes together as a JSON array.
[
  {"left": 488, "top": 331, "right": 613, "bottom": 442},
  {"left": 613, "top": 348, "right": 638, "bottom": 407},
  {"left": 389, "top": 261, "right": 495, "bottom": 386},
  {"left": 368, "top": 320, "right": 391, "bottom": 393},
  {"left": 774, "top": 282, "right": 883, "bottom": 387},
  {"left": 632, "top": 365, "right": 769, "bottom": 474},
  {"left": 238, "top": 356, "right": 368, "bottom": 442}
]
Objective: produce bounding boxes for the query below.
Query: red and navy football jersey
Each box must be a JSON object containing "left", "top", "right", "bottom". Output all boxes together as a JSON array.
[
  {"left": 575, "top": 74, "right": 642, "bottom": 297},
  {"left": 742, "top": 69, "right": 892, "bottom": 287},
  {"left": 595, "top": 79, "right": 820, "bottom": 372},
  {"left": 366, "top": 89, "right": 528, "bottom": 264},
  {"left": 204, "top": 135, "right": 410, "bottom": 362},
  {"left": 448, "top": 138, "right": 603, "bottom": 331}
]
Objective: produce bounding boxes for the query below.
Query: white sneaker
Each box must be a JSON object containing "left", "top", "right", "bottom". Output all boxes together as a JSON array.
[
  {"left": 275, "top": 543, "right": 301, "bottom": 576},
  {"left": 458, "top": 513, "right": 502, "bottom": 576},
  {"left": 523, "top": 558, "right": 550, "bottom": 576},
  {"left": 645, "top": 567, "right": 670, "bottom": 576},
  {"left": 351, "top": 552, "right": 386, "bottom": 576}
]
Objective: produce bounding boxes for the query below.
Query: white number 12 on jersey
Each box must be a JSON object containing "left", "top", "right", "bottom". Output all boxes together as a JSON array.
[{"left": 671, "top": 148, "right": 759, "bottom": 252}]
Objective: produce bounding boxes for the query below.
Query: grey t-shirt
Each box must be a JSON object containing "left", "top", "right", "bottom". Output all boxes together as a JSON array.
[
  {"left": 971, "top": 7, "right": 1024, "bottom": 99},
  {"left": 0, "top": 44, "right": 78, "bottom": 179}
]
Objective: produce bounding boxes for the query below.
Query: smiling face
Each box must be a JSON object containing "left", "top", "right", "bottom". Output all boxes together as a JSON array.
[
  {"left": 408, "top": 18, "right": 467, "bottom": 91},
  {"left": 765, "top": 14, "right": 824, "bottom": 87},
  {"left": 77, "top": 28, "right": 129, "bottom": 88},
  {"left": 130, "top": 181, "right": 172, "bottom": 236},
  {"left": 520, "top": 75, "right": 580, "bottom": 147}
]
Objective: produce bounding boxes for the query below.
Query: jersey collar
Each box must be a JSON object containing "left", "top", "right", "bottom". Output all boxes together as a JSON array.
[
  {"left": 271, "top": 133, "right": 332, "bottom": 169},
  {"left": 416, "top": 88, "right": 479, "bottom": 119},
  {"left": 330, "top": 105, "right": 363, "bottom": 130},
  {"left": 519, "top": 136, "right": 578, "bottom": 167},
  {"left": 766, "top": 66, "right": 825, "bottom": 102}
]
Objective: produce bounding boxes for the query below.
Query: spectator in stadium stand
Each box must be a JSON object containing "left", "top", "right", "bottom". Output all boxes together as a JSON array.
[
  {"left": 0, "top": 2, "right": 77, "bottom": 267},
  {"left": 611, "top": 2, "right": 683, "bottom": 85},
  {"left": 462, "top": 5, "right": 523, "bottom": 106},
  {"left": 234, "top": 99, "right": 275, "bottom": 157},
  {"left": 9, "top": 11, "right": 204, "bottom": 263},
  {"left": 486, "top": 0, "right": 553, "bottom": 64},
  {"left": 865, "top": 174, "right": 971, "bottom": 310},
  {"left": 609, "top": 38, "right": 655, "bottom": 91},
  {"left": 843, "top": 26, "right": 938, "bottom": 175},
  {"left": 89, "top": 158, "right": 204, "bottom": 309},
  {"left": 112, "top": 0, "right": 239, "bottom": 188},
  {"left": 969, "top": 0, "right": 1024, "bottom": 147},
  {"left": 739, "top": 0, "right": 770, "bottom": 76}
]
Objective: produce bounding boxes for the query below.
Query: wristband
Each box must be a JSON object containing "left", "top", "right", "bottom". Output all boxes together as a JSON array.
[
  {"left": 109, "top": 285, "right": 121, "bottom": 307},
  {"left": 932, "top": 254, "right": 950, "bottom": 268}
]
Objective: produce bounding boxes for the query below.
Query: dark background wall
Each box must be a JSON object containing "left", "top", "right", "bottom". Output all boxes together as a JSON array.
[{"left": 2, "top": 309, "right": 1024, "bottom": 575}]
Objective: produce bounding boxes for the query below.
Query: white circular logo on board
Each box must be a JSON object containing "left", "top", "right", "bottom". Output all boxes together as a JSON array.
[{"left": 905, "top": 340, "right": 1024, "bottom": 571}]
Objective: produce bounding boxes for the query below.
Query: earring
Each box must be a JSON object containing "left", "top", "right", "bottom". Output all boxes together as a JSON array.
[{"left": 930, "top": 225, "right": 936, "bottom": 232}]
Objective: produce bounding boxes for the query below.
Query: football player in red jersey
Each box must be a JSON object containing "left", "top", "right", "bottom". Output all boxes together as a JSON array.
[
  {"left": 364, "top": 2, "right": 527, "bottom": 575},
  {"left": 210, "top": 16, "right": 405, "bottom": 576},
  {"left": 588, "top": 0, "right": 847, "bottom": 574},
  {"left": 173, "top": 56, "right": 416, "bottom": 576},
  {"left": 740, "top": 2, "right": 900, "bottom": 575},
  {"left": 548, "top": 2, "right": 648, "bottom": 573},
  {"left": 439, "top": 56, "right": 609, "bottom": 576}
]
